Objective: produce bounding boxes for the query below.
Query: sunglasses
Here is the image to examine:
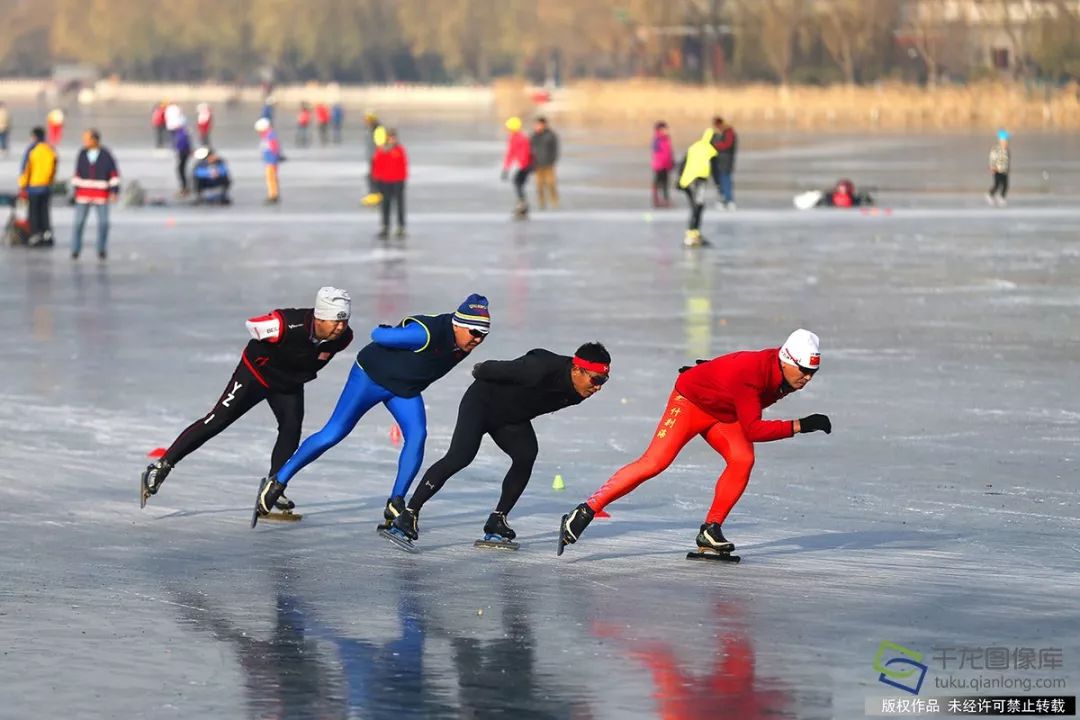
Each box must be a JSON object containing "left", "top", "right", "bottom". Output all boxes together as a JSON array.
[
  {"left": 588, "top": 373, "right": 609, "bottom": 387},
  {"left": 796, "top": 365, "right": 818, "bottom": 376},
  {"left": 468, "top": 329, "right": 489, "bottom": 339}
]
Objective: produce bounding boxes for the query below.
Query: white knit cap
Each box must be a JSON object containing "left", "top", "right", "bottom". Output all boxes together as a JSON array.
[
  {"left": 254, "top": 117, "right": 270, "bottom": 132},
  {"left": 314, "top": 287, "right": 351, "bottom": 321},
  {"left": 779, "top": 328, "right": 821, "bottom": 370}
]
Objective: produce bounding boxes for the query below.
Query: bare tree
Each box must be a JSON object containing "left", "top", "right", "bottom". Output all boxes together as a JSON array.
[
  {"left": 907, "top": 0, "right": 953, "bottom": 85},
  {"left": 816, "top": 0, "right": 897, "bottom": 84},
  {"left": 740, "top": 0, "right": 803, "bottom": 84}
]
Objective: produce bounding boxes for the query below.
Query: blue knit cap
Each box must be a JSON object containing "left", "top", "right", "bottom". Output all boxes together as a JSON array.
[
  {"left": 998, "top": 129, "right": 1009, "bottom": 141},
  {"left": 452, "top": 293, "right": 490, "bottom": 333}
]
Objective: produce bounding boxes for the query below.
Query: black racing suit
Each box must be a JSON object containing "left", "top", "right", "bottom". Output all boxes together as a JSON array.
[
  {"left": 407, "top": 349, "right": 586, "bottom": 515},
  {"left": 163, "top": 308, "right": 353, "bottom": 475}
]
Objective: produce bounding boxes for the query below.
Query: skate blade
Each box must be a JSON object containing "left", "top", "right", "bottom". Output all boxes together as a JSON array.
[
  {"left": 377, "top": 527, "right": 418, "bottom": 554},
  {"left": 474, "top": 538, "right": 520, "bottom": 551},
  {"left": 262, "top": 511, "right": 303, "bottom": 522},
  {"left": 139, "top": 476, "right": 149, "bottom": 509},
  {"left": 556, "top": 514, "right": 570, "bottom": 557},
  {"left": 686, "top": 550, "right": 741, "bottom": 563}
]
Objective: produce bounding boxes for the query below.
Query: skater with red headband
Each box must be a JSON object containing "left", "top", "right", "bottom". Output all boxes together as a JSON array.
[
  {"left": 385, "top": 342, "right": 611, "bottom": 551},
  {"left": 558, "top": 329, "right": 830, "bottom": 560}
]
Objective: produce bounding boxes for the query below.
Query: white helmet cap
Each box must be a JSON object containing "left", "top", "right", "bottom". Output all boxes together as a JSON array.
[
  {"left": 254, "top": 117, "right": 270, "bottom": 132},
  {"left": 779, "top": 329, "right": 821, "bottom": 370},
  {"left": 314, "top": 287, "right": 351, "bottom": 321}
]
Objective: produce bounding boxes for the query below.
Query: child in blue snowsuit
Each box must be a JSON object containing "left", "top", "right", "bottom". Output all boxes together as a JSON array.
[{"left": 254, "top": 294, "right": 491, "bottom": 525}]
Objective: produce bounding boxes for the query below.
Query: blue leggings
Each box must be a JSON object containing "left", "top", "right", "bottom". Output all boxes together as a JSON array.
[{"left": 275, "top": 363, "right": 427, "bottom": 498}]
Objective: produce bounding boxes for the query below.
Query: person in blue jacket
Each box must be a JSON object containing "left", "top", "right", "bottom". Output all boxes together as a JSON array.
[{"left": 254, "top": 294, "right": 491, "bottom": 526}]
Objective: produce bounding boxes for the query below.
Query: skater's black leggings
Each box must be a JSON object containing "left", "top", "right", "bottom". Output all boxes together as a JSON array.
[
  {"left": 177, "top": 150, "right": 191, "bottom": 193},
  {"left": 164, "top": 361, "right": 304, "bottom": 476},
  {"left": 380, "top": 181, "right": 406, "bottom": 230},
  {"left": 683, "top": 178, "right": 706, "bottom": 230},
  {"left": 653, "top": 169, "right": 670, "bottom": 202},
  {"left": 408, "top": 386, "right": 538, "bottom": 515},
  {"left": 989, "top": 172, "right": 1008, "bottom": 198},
  {"left": 513, "top": 168, "right": 531, "bottom": 202}
]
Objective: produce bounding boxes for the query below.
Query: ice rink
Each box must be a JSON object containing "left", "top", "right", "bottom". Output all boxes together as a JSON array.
[{"left": 1, "top": 104, "right": 1078, "bottom": 719}]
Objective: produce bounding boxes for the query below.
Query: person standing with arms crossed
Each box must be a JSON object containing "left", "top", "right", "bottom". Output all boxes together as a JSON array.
[
  {"left": 70, "top": 129, "right": 120, "bottom": 261},
  {"left": 530, "top": 117, "right": 559, "bottom": 210}
]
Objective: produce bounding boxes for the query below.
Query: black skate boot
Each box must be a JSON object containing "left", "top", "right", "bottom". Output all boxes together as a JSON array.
[
  {"left": 696, "top": 522, "right": 734, "bottom": 552},
  {"left": 275, "top": 493, "right": 296, "bottom": 512},
  {"left": 687, "top": 522, "right": 741, "bottom": 563},
  {"left": 556, "top": 503, "right": 595, "bottom": 556},
  {"left": 390, "top": 507, "right": 419, "bottom": 541},
  {"left": 483, "top": 512, "right": 516, "bottom": 540},
  {"left": 475, "top": 511, "right": 519, "bottom": 550},
  {"left": 251, "top": 475, "right": 287, "bottom": 528},
  {"left": 140, "top": 459, "right": 172, "bottom": 508},
  {"left": 379, "top": 503, "right": 419, "bottom": 554},
  {"left": 379, "top": 496, "right": 406, "bottom": 530}
]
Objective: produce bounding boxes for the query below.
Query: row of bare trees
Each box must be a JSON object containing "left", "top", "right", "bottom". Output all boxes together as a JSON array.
[{"left": 1, "top": 0, "right": 1078, "bottom": 84}]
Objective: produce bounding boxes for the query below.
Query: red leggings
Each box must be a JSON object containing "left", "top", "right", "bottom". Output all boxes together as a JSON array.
[{"left": 588, "top": 389, "right": 755, "bottom": 524}]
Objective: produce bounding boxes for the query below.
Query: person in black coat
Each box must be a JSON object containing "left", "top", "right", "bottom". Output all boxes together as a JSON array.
[{"left": 390, "top": 342, "right": 611, "bottom": 544}]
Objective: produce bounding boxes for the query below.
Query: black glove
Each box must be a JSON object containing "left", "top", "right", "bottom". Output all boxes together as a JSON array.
[
  {"left": 472, "top": 363, "right": 482, "bottom": 379},
  {"left": 799, "top": 414, "right": 831, "bottom": 434},
  {"left": 500, "top": 170, "right": 509, "bottom": 181},
  {"left": 677, "top": 359, "right": 709, "bottom": 374},
  {"left": 377, "top": 323, "right": 392, "bottom": 329}
]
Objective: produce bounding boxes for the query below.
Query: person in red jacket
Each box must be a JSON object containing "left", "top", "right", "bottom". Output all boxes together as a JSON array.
[
  {"left": 296, "top": 102, "right": 312, "bottom": 147},
  {"left": 372, "top": 128, "right": 408, "bottom": 238},
  {"left": 558, "top": 329, "right": 831, "bottom": 557},
  {"left": 315, "top": 103, "right": 331, "bottom": 146},
  {"left": 501, "top": 116, "right": 532, "bottom": 218}
]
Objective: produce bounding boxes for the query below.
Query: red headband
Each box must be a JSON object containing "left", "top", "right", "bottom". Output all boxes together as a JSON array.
[{"left": 573, "top": 356, "right": 610, "bottom": 375}]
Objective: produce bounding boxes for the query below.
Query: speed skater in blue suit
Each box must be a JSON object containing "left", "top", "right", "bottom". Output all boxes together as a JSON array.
[{"left": 253, "top": 293, "right": 491, "bottom": 527}]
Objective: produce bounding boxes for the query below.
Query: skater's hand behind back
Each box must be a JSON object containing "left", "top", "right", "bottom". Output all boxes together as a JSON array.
[{"left": 678, "top": 358, "right": 709, "bottom": 373}]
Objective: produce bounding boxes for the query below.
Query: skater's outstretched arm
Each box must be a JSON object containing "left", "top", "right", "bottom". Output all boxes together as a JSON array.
[{"left": 370, "top": 319, "right": 427, "bottom": 351}]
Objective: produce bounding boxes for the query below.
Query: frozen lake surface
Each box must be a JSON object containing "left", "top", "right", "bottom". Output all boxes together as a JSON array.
[{"left": 1, "top": 104, "right": 1077, "bottom": 719}]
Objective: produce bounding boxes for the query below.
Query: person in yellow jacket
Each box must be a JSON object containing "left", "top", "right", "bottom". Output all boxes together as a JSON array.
[
  {"left": 19, "top": 126, "right": 59, "bottom": 247},
  {"left": 361, "top": 113, "right": 386, "bottom": 206},
  {"left": 677, "top": 129, "right": 717, "bottom": 247}
]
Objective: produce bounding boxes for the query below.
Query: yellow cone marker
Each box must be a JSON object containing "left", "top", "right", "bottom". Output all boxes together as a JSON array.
[{"left": 552, "top": 473, "right": 565, "bottom": 491}]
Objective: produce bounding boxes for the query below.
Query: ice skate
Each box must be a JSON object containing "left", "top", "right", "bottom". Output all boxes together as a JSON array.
[
  {"left": 985, "top": 193, "right": 995, "bottom": 206},
  {"left": 139, "top": 459, "right": 172, "bottom": 508},
  {"left": 378, "top": 495, "right": 406, "bottom": 530},
  {"left": 251, "top": 474, "right": 287, "bottom": 528},
  {"left": 687, "top": 522, "right": 741, "bottom": 563},
  {"left": 556, "top": 502, "right": 595, "bottom": 556},
  {"left": 261, "top": 491, "right": 302, "bottom": 522},
  {"left": 475, "top": 511, "right": 519, "bottom": 551},
  {"left": 683, "top": 229, "right": 709, "bottom": 248},
  {"left": 513, "top": 200, "right": 529, "bottom": 220},
  {"left": 378, "top": 507, "right": 418, "bottom": 554},
  {"left": 390, "top": 507, "right": 419, "bottom": 541}
]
